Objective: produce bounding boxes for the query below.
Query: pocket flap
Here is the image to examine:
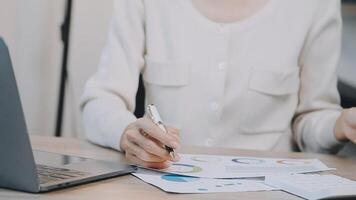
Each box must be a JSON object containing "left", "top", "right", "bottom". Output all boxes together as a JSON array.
[
  {"left": 143, "top": 57, "right": 190, "bottom": 86},
  {"left": 249, "top": 68, "right": 300, "bottom": 95}
]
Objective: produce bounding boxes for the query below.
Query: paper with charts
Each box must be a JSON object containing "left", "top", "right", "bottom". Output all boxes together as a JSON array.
[
  {"left": 154, "top": 154, "right": 332, "bottom": 179},
  {"left": 133, "top": 168, "right": 275, "bottom": 194}
]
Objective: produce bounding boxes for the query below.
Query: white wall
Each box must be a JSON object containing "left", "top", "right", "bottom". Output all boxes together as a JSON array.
[
  {"left": 0, "top": 0, "right": 64, "bottom": 136},
  {"left": 0, "top": 0, "right": 113, "bottom": 138},
  {"left": 63, "top": 0, "right": 114, "bottom": 138}
]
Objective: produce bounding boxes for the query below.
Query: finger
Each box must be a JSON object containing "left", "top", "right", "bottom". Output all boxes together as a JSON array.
[
  {"left": 136, "top": 118, "right": 179, "bottom": 148},
  {"left": 134, "top": 131, "right": 173, "bottom": 160},
  {"left": 166, "top": 126, "right": 180, "bottom": 142},
  {"left": 142, "top": 126, "right": 181, "bottom": 161},
  {"left": 143, "top": 132, "right": 180, "bottom": 162},
  {"left": 126, "top": 153, "right": 171, "bottom": 169},
  {"left": 166, "top": 126, "right": 180, "bottom": 136},
  {"left": 125, "top": 140, "right": 167, "bottom": 163},
  {"left": 120, "top": 135, "right": 130, "bottom": 152},
  {"left": 143, "top": 135, "right": 180, "bottom": 162},
  {"left": 126, "top": 128, "right": 171, "bottom": 160},
  {"left": 132, "top": 129, "right": 180, "bottom": 162}
]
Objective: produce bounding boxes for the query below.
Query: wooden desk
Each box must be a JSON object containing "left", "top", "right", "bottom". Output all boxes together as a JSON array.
[{"left": 0, "top": 136, "right": 355, "bottom": 200}]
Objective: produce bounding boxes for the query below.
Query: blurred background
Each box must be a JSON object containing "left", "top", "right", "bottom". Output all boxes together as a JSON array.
[{"left": 0, "top": 0, "right": 355, "bottom": 156}]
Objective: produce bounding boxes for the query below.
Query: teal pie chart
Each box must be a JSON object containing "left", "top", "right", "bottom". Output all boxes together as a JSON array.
[{"left": 161, "top": 174, "right": 199, "bottom": 182}]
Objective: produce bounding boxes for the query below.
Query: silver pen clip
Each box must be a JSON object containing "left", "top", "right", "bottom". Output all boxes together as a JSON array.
[{"left": 146, "top": 104, "right": 175, "bottom": 159}]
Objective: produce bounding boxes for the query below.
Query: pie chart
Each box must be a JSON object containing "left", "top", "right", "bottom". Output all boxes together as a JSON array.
[
  {"left": 161, "top": 174, "right": 199, "bottom": 182},
  {"left": 191, "top": 156, "right": 222, "bottom": 163},
  {"left": 232, "top": 158, "right": 265, "bottom": 164},
  {"left": 169, "top": 163, "right": 203, "bottom": 173},
  {"left": 276, "top": 160, "right": 311, "bottom": 165}
]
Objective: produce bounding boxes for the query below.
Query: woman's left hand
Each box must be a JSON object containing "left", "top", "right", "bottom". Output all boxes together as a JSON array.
[{"left": 335, "top": 108, "right": 356, "bottom": 143}]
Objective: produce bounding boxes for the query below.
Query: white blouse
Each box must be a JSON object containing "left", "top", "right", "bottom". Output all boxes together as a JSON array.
[{"left": 81, "top": 0, "right": 344, "bottom": 153}]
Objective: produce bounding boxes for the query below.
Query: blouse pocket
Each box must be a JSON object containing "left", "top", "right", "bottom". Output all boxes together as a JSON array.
[
  {"left": 143, "top": 57, "right": 190, "bottom": 86},
  {"left": 240, "top": 67, "right": 300, "bottom": 134},
  {"left": 142, "top": 57, "right": 190, "bottom": 126}
]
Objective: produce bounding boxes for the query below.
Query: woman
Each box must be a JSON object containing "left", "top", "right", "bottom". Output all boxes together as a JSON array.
[{"left": 81, "top": 0, "right": 356, "bottom": 169}]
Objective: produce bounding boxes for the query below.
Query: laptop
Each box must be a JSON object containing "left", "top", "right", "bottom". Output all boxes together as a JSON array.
[{"left": 0, "top": 38, "right": 136, "bottom": 193}]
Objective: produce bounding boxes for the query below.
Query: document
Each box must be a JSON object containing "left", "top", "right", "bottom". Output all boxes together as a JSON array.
[
  {"left": 265, "top": 174, "right": 356, "bottom": 200},
  {"left": 133, "top": 169, "right": 276, "bottom": 194},
  {"left": 152, "top": 154, "right": 332, "bottom": 179}
]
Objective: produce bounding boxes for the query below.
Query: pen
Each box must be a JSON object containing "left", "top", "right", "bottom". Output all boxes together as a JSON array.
[{"left": 146, "top": 104, "right": 175, "bottom": 159}]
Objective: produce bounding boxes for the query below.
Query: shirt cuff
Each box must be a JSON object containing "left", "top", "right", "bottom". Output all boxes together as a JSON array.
[
  {"left": 315, "top": 111, "right": 345, "bottom": 151},
  {"left": 82, "top": 97, "right": 137, "bottom": 152},
  {"left": 105, "top": 111, "right": 137, "bottom": 151}
]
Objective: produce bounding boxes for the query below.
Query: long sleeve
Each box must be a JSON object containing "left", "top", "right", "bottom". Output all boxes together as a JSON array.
[
  {"left": 80, "top": 0, "right": 145, "bottom": 151},
  {"left": 293, "top": 0, "right": 344, "bottom": 153}
]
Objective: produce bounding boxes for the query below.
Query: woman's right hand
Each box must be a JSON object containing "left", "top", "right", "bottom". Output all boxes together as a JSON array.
[{"left": 120, "top": 117, "right": 180, "bottom": 169}]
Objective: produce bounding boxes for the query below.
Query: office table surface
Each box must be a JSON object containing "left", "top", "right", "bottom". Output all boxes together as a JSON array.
[{"left": 0, "top": 136, "right": 355, "bottom": 200}]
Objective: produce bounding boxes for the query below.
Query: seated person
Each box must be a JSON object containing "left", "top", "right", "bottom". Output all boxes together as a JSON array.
[{"left": 81, "top": 0, "right": 356, "bottom": 168}]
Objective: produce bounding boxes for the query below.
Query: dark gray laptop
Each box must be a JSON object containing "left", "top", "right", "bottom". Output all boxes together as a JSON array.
[{"left": 0, "top": 38, "right": 136, "bottom": 193}]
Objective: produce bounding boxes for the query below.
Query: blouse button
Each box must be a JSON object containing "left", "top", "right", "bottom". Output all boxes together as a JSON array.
[
  {"left": 205, "top": 138, "right": 213, "bottom": 147},
  {"left": 218, "top": 62, "right": 227, "bottom": 71},
  {"left": 217, "top": 25, "right": 228, "bottom": 33},
  {"left": 210, "top": 102, "right": 219, "bottom": 111}
]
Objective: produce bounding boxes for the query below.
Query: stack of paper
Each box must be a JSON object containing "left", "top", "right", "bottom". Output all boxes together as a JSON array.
[
  {"left": 132, "top": 153, "right": 333, "bottom": 194},
  {"left": 133, "top": 169, "right": 274, "bottom": 194}
]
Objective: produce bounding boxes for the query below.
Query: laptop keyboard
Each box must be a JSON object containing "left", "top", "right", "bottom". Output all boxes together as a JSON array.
[{"left": 37, "top": 164, "right": 90, "bottom": 184}]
